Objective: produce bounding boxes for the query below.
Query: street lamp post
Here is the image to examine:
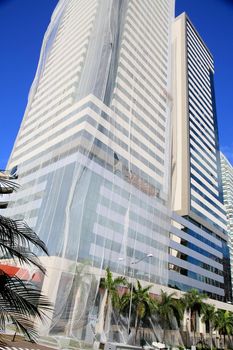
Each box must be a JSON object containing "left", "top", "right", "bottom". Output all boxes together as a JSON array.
[
  {"left": 126, "top": 253, "right": 153, "bottom": 336},
  {"left": 186, "top": 317, "right": 189, "bottom": 348}
]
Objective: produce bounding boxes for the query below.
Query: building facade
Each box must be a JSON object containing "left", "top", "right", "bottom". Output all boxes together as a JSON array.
[
  {"left": 221, "top": 152, "right": 233, "bottom": 296},
  {"left": 3, "top": 0, "right": 233, "bottom": 343},
  {"left": 3, "top": 0, "right": 175, "bottom": 340},
  {"left": 171, "top": 13, "right": 232, "bottom": 302}
]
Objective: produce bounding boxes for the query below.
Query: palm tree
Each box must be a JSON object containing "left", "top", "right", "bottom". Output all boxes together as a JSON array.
[
  {"left": 156, "top": 290, "right": 184, "bottom": 344},
  {"left": 182, "top": 289, "right": 207, "bottom": 345},
  {"left": 201, "top": 303, "right": 216, "bottom": 350},
  {"left": 96, "top": 267, "right": 127, "bottom": 338},
  {"left": 0, "top": 216, "right": 52, "bottom": 342},
  {"left": 0, "top": 172, "right": 51, "bottom": 342},
  {"left": 0, "top": 215, "right": 48, "bottom": 272},
  {"left": 122, "top": 280, "right": 157, "bottom": 344},
  {"left": 214, "top": 309, "right": 233, "bottom": 349}
]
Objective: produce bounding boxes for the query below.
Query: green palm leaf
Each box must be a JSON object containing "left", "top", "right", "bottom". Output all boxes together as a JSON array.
[
  {"left": 0, "top": 216, "right": 48, "bottom": 255},
  {"left": 0, "top": 309, "right": 39, "bottom": 342},
  {"left": 0, "top": 172, "right": 52, "bottom": 342},
  {"left": 0, "top": 273, "right": 51, "bottom": 320},
  {"left": 0, "top": 244, "right": 46, "bottom": 273},
  {"left": 0, "top": 272, "right": 52, "bottom": 343}
]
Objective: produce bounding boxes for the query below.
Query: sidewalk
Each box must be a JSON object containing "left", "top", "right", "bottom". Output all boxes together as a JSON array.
[{"left": 0, "top": 339, "right": 57, "bottom": 350}]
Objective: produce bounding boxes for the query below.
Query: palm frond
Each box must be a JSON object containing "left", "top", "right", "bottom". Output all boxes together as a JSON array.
[
  {"left": 0, "top": 189, "right": 52, "bottom": 341},
  {"left": 182, "top": 288, "right": 207, "bottom": 314},
  {"left": 101, "top": 267, "right": 128, "bottom": 290},
  {"left": 134, "top": 280, "right": 153, "bottom": 294},
  {"left": 113, "top": 276, "right": 128, "bottom": 286},
  {"left": 0, "top": 175, "right": 19, "bottom": 194},
  {"left": 0, "top": 308, "right": 38, "bottom": 342},
  {"left": 0, "top": 243, "right": 46, "bottom": 274},
  {"left": 0, "top": 216, "right": 48, "bottom": 255},
  {"left": 0, "top": 272, "right": 52, "bottom": 321}
]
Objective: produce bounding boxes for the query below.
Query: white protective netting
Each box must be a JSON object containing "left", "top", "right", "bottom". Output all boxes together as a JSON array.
[{"left": 6, "top": 0, "right": 175, "bottom": 345}]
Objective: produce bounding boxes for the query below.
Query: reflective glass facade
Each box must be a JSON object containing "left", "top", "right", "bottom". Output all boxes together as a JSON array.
[
  {"left": 169, "top": 213, "right": 228, "bottom": 301},
  {"left": 2, "top": 0, "right": 175, "bottom": 341},
  {"left": 186, "top": 19, "right": 226, "bottom": 234},
  {"left": 2, "top": 4, "right": 232, "bottom": 343},
  {"left": 172, "top": 14, "right": 231, "bottom": 302},
  {"left": 221, "top": 152, "right": 233, "bottom": 296}
]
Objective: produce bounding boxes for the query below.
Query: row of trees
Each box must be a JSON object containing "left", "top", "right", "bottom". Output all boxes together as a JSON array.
[
  {"left": 100, "top": 268, "right": 233, "bottom": 349},
  {"left": 1, "top": 170, "right": 232, "bottom": 349}
]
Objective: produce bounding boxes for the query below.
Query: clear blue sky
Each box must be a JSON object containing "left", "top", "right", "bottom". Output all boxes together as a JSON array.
[
  {"left": 0, "top": 0, "right": 232, "bottom": 169},
  {"left": 0, "top": 0, "right": 58, "bottom": 169}
]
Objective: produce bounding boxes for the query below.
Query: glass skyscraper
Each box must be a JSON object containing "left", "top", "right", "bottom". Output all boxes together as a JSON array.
[
  {"left": 3, "top": 0, "right": 175, "bottom": 341},
  {"left": 2, "top": 0, "right": 232, "bottom": 345},
  {"left": 171, "top": 13, "right": 231, "bottom": 302},
  {"left": 221, "top": 152, "right": 233, "bottom": 296}
]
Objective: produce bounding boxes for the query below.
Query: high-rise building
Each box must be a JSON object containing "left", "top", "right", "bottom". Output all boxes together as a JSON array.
[
  {"left": 220, "top": 152, "right": 233, "bottom": 296},
  {"left": 3, "top": 0, "right": 175, "bottom": 339},
  {"left": 172, "top": 13, "right": 232, "bottom": 302},
  {"left": 3, "top": 0, "right": 233, "bottom": 344}
]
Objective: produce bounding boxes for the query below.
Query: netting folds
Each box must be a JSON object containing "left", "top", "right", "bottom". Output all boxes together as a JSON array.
[{"left": 6, "top": 0, "right": 175, "bottom": 345}]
